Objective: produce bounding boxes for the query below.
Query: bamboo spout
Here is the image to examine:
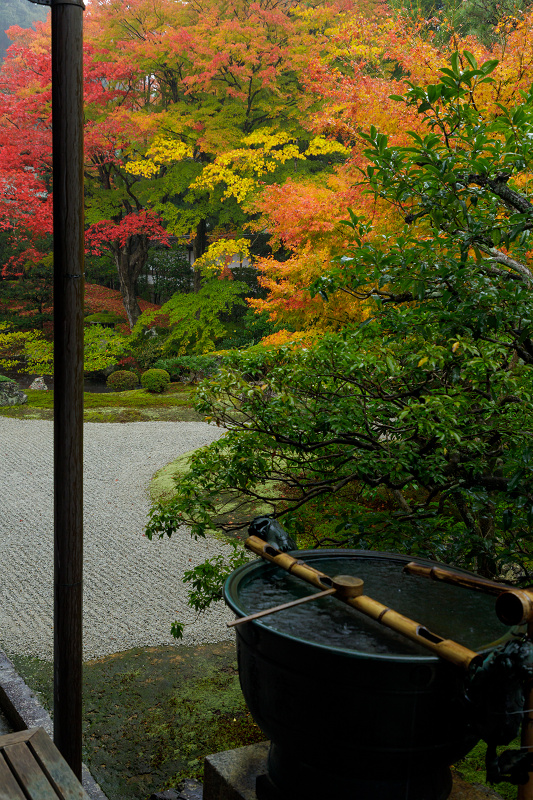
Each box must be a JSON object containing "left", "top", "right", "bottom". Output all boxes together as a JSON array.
[
  {"left": 494, "top": 590, "right": 533, "bottom": 626},
  {"left": 244, "top": 537, "right": 481, "bottom": 671}
]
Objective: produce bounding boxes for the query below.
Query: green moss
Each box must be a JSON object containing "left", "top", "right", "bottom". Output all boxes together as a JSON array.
[
  {"left": 150, "top": 451, "right": 197, "bottom": 504},
  {"left": 149, "top": 450, "right": 277, "bottom": 534},
  {"left": 0, "top": 406, "right": 54, "bottom": 420},
  {"left": 0, "top": 386, "right": 201, "bottom": 421},
  {"left": 6, "top": 654, "right": 53, "bottom": 712},
  {"left": 6, "top": 643, "right": 263, "bottom": 800},
  {"left": 85, "top": 312, "right": 123, "bottom": 326},
  {"left": 454, "top": 741, "right": 514, "bottom": 799}
]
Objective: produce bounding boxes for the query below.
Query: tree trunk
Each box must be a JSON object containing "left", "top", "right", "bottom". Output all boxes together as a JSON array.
[
  {"left": 193, "top": 218, "right": 207, "bottom": 294},
  {"left": 113, "top": 234, "right": 149, "bottom": 329}
]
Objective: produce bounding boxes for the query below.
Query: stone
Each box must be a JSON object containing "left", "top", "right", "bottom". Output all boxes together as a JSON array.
[
  {"left": 0, "top": 380, "right": 27, "bottom": 407},
  {"left": 202, "top": 743, "right": 506, "bottom": 800},
  {"left": 178, "top": 779, "right": 203, "bottom": 799},
  {"left": 204, "top": 741, "right": 269, "bottom": 800},
  {"left": 450, "top": 773, "right": 505, "bottom": 799},
  {"left": 29, "top": 376, "right": 48, "bottom": 391},
  {"left": 147, "top": 781, "right": 203, "bottom": 800}
]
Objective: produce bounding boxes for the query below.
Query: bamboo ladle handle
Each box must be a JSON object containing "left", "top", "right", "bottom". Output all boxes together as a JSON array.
[{"left": 228, "top": 574, "right": 364, "bottom": 628}]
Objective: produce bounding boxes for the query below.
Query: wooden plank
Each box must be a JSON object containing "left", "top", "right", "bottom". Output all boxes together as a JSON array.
[
  {"left": 0, "top": 752, "right": 26, "bottom": 800},
  {"left": 3, "top": 741, "right": 59, "bottom": 800},
  {"left": 29, "top": 728, "right": 90, "bottom": 800},
  {"left": 0, "top": 728, "right": 35, "bottom": 747}
]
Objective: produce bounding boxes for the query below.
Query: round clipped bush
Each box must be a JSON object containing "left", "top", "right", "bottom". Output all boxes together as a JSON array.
[
  {"left": 107, "top": 370, "right": 138, "bottom": 392},
  {"left": 141, "top": 368, "right": 170, "bottom": 393}
]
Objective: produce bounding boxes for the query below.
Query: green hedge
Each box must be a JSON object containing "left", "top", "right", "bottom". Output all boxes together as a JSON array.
[{"left": 152, "top": 355, "right": 219, "bottom": 382}]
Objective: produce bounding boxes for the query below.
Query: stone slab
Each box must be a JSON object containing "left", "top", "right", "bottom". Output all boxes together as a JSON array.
[
  {"left": 203, "top": 742, "right": 505, "bottom": 800},
  {"left": 204, "top": 742, "right": 270, "bottom": 800}
]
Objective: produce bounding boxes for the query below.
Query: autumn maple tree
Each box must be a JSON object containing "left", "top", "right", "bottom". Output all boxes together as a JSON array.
[
  {"left": 244, "top": 8, "right": 533, "bottom": 334},
  {"left": 0, "top": 17, "right": 172, "bottom": 328},
  {"left": 146, "top": 49, "right": 533, "bottom": 590},
  {"left": 0, "top": 0, "right": 373, "bottom": 330},
  {"left": 91, "top": 0, "right": 363, "bottom": 290}
]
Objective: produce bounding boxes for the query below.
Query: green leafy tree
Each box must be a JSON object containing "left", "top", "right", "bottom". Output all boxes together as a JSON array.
[
  {"left": 147, "top": 54, "right": 533, "bottom": 583},
  {"left": 0, "top": 322, "right": 127, "bottom": 374},
  {"left": 135, "top": 277, "right": 247, "bottom": 355}
]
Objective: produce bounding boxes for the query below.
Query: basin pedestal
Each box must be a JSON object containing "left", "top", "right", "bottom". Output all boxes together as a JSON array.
[{"left": 203, "top": 742, "right": 505, "bottom": 800}]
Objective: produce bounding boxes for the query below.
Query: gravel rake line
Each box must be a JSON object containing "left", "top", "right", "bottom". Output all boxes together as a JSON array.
[{"left": 0, "top": 418, "right": 233, "bottom": 661}]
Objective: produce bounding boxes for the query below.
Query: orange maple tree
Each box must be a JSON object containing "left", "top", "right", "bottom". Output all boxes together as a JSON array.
[{"left": 248, "top": 8, "right": 533, "bottom": 333}]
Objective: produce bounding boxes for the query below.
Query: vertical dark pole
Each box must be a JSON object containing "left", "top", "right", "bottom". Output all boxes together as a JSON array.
[{"left": 52, "top": 0, "right": 85, "bottom": 779}]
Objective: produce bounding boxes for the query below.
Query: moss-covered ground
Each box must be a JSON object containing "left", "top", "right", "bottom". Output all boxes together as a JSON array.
[
  {"left": 1, "top": 385, "right": 508, "bottom": 800},
  {"left": 8, "top": 643, "right": 263, "bottom": 800},
  {"left": 7, "top": 644, "right": 509, "bottom": 800},
  {"left": 0, "top": 385, "right": 202, "bottom": 422}
]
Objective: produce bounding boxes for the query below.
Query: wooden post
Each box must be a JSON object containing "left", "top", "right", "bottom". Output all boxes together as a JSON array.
[{"left": 52, "top": 0, "right": 85, "bottom": 780}]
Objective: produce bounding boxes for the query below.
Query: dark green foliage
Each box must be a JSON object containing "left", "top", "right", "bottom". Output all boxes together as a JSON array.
[
  {"left": 0, "top": 374, "right": 14, "bottom": 382},
  {"left": 0, "top": 251, "right": 53, "bottom": 330},
  {"left": 84, "top": 252, "right": 118, "bottom": 290},
  {"left": 153, "top": 355, "right": 219, "bottom": 382},
  {"left": 445, "top": 0, "right": 533, "bottom": 44},
  {"left": 106, "top": 370, "right": 139, "bottom": 391},
  {"left": 141, "top": 368, "right": 170, "bottom": 393},
  {"left": 136, "top": 245, "right": 193, "bottom": 304},
  {"left": 218, "top": 309, "right": 278, "bottom": 350},
  {"left": 389, "top": 0, "right": 533, "bottom": 44},
  {"left": 130, "top": 335, "right": 165, "bottom": 371}
]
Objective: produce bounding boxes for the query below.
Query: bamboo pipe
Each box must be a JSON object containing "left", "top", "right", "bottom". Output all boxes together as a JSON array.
[
  {"left": 244, "top": 537, "right": 481, "bottom": 671},
  {"left": 404, "top": 562, "right": 533, "bottom": 627},
  {"left": 495, "top": 590, "right": 533, "bottom": 627},
  {"left": 404, "top": 562, "right": 509, "bottom": 596}
]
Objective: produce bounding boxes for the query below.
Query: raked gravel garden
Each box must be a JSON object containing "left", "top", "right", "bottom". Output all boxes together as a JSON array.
[{"left": 0, "top": 417, "right": 233, "bottom": 661}]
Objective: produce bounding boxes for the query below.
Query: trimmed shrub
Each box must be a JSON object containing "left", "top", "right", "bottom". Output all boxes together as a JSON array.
[
  {"left": 0, "top": 375, "right": 15, "bottom": 383},
  {"left": 153, "top": 355, "right": 219, "bottom": 382},
  {"left": 107, "top": 370, "right": 138, "bottom": 392},
  {"left": 141, "top": 368, "right": 170, "bottom": 393}
]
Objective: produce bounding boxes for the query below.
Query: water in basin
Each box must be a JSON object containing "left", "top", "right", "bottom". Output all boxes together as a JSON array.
[{"left": 236, "top": 556, "right": 513, "bottom": 657}]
